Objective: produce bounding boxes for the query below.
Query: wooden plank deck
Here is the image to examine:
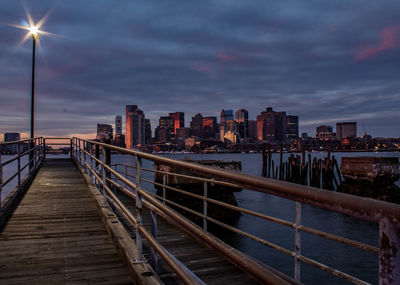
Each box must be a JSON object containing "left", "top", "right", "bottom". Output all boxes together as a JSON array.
[
  {"left": 0, "top": 159, "right": 133, "bottom": 285},
  {"left": 115, "top": 194, "right": 261, "bottom": 285}
]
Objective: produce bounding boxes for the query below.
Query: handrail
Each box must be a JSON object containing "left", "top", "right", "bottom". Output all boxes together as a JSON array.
[
  {"left": 0, "top": 137, "right": 44, "bottom": 224},
  {"left": 72, "top": 137, "right": 400, "bottom": 285},
  {"left": 80, "top": 139, "right": 400, "bottom": 224},
  {"left": 74, "top": 138, "right": 295, "bottom": 284}
]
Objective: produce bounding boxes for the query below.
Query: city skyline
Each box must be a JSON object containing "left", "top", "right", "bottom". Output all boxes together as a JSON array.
[{"left": 1, "top": 1, "right": 400, "bottom": 139}]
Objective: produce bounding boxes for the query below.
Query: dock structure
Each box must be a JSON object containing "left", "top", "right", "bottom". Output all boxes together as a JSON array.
[
  {"left": 1, "top": 137, "right": 400, "bottom": 285},
  {"left": 0, "top": 159, "right": 134, "bottom": 284}
]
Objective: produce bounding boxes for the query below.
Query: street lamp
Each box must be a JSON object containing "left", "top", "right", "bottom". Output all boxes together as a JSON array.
[{"left": 28, "top": 25, "right": 39, "bottom": 170}]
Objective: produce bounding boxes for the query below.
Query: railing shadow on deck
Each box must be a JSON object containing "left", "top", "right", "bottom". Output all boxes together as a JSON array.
[{"left": 70, "top": 137, "right": 399, "bottom": 285}]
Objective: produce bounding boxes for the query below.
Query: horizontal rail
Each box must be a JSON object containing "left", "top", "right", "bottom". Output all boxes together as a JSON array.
[
  {"left": 80, "top": 139, "right": 400, "bottom": 224},
  {"left": 77, "top": 145, "right": 293, "bottom": 284},
  {"left": 113, "top": 163, "right": 243, "bottom": 189},
  {"left": 74, "top": 138, "right": 400, "bottom": 284},
  {"left": 0, "top": 138, "right": 38, "bottom": 146}
]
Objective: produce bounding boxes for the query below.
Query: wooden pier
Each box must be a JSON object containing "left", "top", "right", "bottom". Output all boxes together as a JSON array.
[
  {"left": 0, "top": 159, "right": 134, "bottom": 284},
  {"left": 0, "top": 158, "right": 262, "bottom": 284}
]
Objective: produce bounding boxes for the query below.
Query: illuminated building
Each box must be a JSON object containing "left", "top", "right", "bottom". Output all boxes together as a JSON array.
[
  {"left": 256, "top": 107, "right": 287, "bottom": 143},
  {"left": 220, "top": 109, "right": 235, "bottom": 141},
  {"left": 202, "top": 116, "right": 218, "bottom": 139},
  {"left": 126, "top": 105, "right": 145, "bottom": 148},
  {"left": 235, "top": 109, "right": 249, "bottom": 139},
  {"left": 168, "top": 112, "right": 184, "bottom": 134}
]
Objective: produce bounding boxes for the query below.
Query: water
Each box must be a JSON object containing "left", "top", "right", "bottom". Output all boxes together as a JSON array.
[{"left": 2, "top": 151, "right": 399, "bottom": 284}]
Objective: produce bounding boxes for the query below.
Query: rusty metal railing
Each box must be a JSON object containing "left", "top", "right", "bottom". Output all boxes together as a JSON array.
[{"left": 72, "top": 137, "right": 400, "bottom": 285}]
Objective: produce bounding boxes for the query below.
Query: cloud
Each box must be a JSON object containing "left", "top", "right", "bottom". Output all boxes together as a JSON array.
[
  {"left": 354, "top": 26, "right": 400, "bottom": 61},
  {"left": 1, "top": 0, "right": 400, "bottom": 139}
]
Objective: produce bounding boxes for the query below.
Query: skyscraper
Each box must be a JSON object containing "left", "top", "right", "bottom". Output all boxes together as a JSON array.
[
  {"left": 144, "top": 119, "right": 152, "bottom": 145},
  {"left": 256, "top": 107, "right": 287, "bottom": 143},
  {"left": 286, "top": 115, "right": 299, "bottom": 141},
  {"left": 126, "top": 105, "right": 145, "bottom": 148},
  {"left": 248, "top": 120, "right": 257, "bottom": 139},
  {"left": 220, "top": 109, "right": 234, "bottom": 141},
  {"left": 202, "top": 116, "right": 218, "bottom": 139},
  {"left": 336, "top": 122, "right": 357, "bottom": 140},
  {"left": 157, "top": 116, "right": 174, "bottom": 142},
  {"left": 190, "top": 113, "right": 203, "bottom": 139},
  {"left": 168, "top": 112, "right": 184, "bottom": 134},
  {"left": 235, "top": 109, "right": 249, "bottom": 139},
  {"left": 115, "top": 115, "right": 122, "bottom": 135}
]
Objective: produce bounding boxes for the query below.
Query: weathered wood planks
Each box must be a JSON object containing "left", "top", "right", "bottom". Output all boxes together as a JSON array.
[{"left": 0, "top": 159, "right": 133, "bottom": 285}]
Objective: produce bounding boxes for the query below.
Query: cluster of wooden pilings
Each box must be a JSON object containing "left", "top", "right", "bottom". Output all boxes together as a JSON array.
[{"left": 261, "top": 145, "right": 342, "bottom": 190}]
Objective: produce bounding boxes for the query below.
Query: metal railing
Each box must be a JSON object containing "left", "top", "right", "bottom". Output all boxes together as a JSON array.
[
  {"left": 71, "top": 138, "right": 400, "bottom": 285},
  {"left": 0, "top": 137, "right": 44, "bottom": 223}
]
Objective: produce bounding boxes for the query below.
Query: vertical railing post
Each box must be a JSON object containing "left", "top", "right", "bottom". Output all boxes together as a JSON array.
[
  {"left": 379, "top": 217, "right": 400, "bottom": 285},
  {"left": 203, "top": 181, "right": 208, "bottom": 231},
  {"left": 83, "top": 141, "right": 87, "bottom": 174},
  {"left": 135, "top": 155, "right": 143, "bottom": 261},
  {"left": 70, "top": 138, "right": 73, "bottom": 160},
  {"left": 105, "top": 146, "right": 111, "bottom": 186},
  {"left": 17, "top": 142, "right": 21, "bottom": 188},
  {"left": 294, "top": 202, "right": 302, "bottom": 281},
  {"left": 101, "top": 147, "right": 108, "bottom": 204},
  {"left": 150, "top": 210, "right": 158, "bottom": 272},
  {"left": 95, "top": 144, "right": 100, "bottom": 168},
  {"left": 162, "top": 174, "right": 166, "bottom": 204},
  {"left": 78, "top": 140, "right": 82, "bottom": 168},
  {"left": 0, "top": 152, "right": 2, "bottom": 211},
  {"left": 43, "top": 138, "right": 46, "bottom": 160}
]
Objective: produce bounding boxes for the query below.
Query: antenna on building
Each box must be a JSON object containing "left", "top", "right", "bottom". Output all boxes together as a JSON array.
[{"left": 361, "top": 121, "right": 367, "bottom": 137}]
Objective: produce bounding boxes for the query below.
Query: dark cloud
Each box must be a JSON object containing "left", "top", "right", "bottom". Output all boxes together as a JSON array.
[{"left": 1, "top": 0, "right": 399, "bottom": 138}]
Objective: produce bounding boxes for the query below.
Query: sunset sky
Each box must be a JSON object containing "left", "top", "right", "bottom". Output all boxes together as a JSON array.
[{"left": 1, "top": 0, "right": 399, "bottom": 139}]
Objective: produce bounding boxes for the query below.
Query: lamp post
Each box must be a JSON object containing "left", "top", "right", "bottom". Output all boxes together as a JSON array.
[{"left": 29, "top": 26, "right": 38, "bottom": 171}]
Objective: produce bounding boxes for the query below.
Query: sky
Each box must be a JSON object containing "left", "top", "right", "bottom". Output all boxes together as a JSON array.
[{"left": 1, "top": 0, "right": 400, "bottom": 139}]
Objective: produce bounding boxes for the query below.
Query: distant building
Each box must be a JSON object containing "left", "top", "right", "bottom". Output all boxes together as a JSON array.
[
  {"left": 220, "top": 109, "right": 235, "bottom": 141},
  {"left": 224, "top": 131, "right": 237, "bottom": 144},
  {"left": 115, "top": 115, "right": 122, "bottom": 135},
  {"left": 114, "top": 134, "right": 126, "bottom": 148},
  {"left": 235, "top": 109, "right": 249, "bottom": 139},
  {"left": 316, "top": 125, "right": 335, "bottom": 141},
  {"left": 144, "top": 119, "right": 152, "bottom": 145},
  {"left": 126, "top": 105, "right": 145, "bottom": 148},
  {"left": 177, "top": 127, "right": 191, "bottom": 139},
  {"left": 286, "top": 115, "right": 299, "bottom": 141},
  {"left": 4, "top": 133, "right": 20, "bottom": 153},
  {"left": 336, "top": 122, "right": 357, "bottom": 140},
  {"left": 256, "top": 107, "right": 287, "bottom": 143},
  {"left": 168, "top": 112, "right": 184, "bottom": 134},
  {"left": 157, "top": 116, "right": 174, "bottom": 141},
  {"left": 202, "top": 116, "right": 218, "bottom": 139},
  {"left": 190, "top": 113, "right": 203, "bottom": 139},
  {"left": 96, "top": 124, "right": 113, "bottom": 142},
  {"left": 248, "top": 120, "right": 257, "bottom": 139},
  {"left": 4, "top": 133, "right": 20, "bottom": 142}
]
